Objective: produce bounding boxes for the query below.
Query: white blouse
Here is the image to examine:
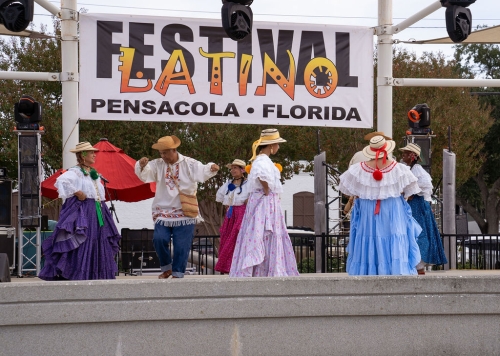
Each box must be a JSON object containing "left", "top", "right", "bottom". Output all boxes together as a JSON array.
[
  {"left": 55, "top": 166, "right": 106, "bottom": 201},
  {"left": 339, "top": 160, "right": 420, "bottom": 200},
  {"left": 135, "top": 153, "right": 217, "bottom": 224},
  {"left": 216, "top": 179, "right": 250, "bottom": 206},
  {"left": 410, "top": 164, "right": 433, "bottom": 201},
  {"left": 248, "top": 154, "right": 283, "bottom": 194}
]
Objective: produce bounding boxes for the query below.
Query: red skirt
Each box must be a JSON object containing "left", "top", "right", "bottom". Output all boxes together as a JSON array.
[{"left": 215, "top": 204, "right": 246, "bottom": 273}]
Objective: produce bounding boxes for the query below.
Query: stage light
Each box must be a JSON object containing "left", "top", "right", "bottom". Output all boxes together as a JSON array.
[
  {"left": 407, "top": 103, "right": 431, "bottom": 135},
  {"left": 440, "top": 0, "right": 475, "bottom": 43},
  {"left": 0, "top": 0, "right": 34, "bottom": 33},
  {"left": 15, "top": 95, "right": 42, "bottom": 130},
  {"left": 221, "top": 0, "right": 253, "bottom": 41}
]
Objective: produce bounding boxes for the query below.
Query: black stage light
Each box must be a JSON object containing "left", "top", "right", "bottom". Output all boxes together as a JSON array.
[
  {"left": 221, "top": 0, "right": 253, "bottom": 41},
  {"left": 15, "top": 95, "right": 42, "bottom": 130},
  {"left": 440, "top": 0, "right": 475, "bottom": 43},
  {"left": 407, "top": 103, "right": 431, "bottom": 135},
  {"left": 0, "top": 0, "right": 34, "bottom": 32}
]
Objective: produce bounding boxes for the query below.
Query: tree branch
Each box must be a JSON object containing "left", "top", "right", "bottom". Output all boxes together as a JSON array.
[{"left": 456, "top": 194, "right": 487, "bottom": 233}]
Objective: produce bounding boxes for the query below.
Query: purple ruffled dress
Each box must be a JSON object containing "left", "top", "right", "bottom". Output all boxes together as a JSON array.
[{"left": 39, "top": 167, "right": 121, "bottom": 280}]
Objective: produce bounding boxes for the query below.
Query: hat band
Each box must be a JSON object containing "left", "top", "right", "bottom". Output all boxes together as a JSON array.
[
  {"left": 260, "top": 132, "right": 280, "bottom": 142},
  {"left": 370, "top": 143, "right": 388, "bottom": 170}
]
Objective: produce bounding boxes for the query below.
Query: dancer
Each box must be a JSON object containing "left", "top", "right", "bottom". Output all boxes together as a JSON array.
[
  {"left": 400, "top": 142, "right": 447, "bottom": 274},
  {"left": 339, "top": 135, "right": 422, "bottom": 275},
  {"left": 214, "top": 159, "right": 250, "bottom": 274},
  {"left": 39, "top": 142, "right": 121, "bottom": 280},
  {"left": 135, "top": 135, "right": 219, "bottom": 279},
  {"left": 230, "top": 129, "right": 299, "bottom": 277}
]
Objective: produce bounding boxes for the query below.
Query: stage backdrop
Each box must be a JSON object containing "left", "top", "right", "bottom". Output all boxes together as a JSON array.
[{"left": 79, "top": 13, "right": 373, "bottom": 128}]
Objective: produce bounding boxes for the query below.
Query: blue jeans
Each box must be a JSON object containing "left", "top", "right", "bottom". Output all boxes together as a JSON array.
[{"left": 153, "top": 222, "right": 196, "bottom": 278}]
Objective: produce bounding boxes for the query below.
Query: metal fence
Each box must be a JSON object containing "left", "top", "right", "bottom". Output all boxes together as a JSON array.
[
  {"left": 120, "top": 233, "right": 500, "bottom": 276},
  {"left": 442, "top": 234, "right": 500, "bottom": 270}
]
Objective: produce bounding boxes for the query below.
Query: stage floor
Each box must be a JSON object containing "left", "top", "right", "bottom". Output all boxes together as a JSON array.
[{"left": 8, "top": 269, "right": 500, "bottom": 282}]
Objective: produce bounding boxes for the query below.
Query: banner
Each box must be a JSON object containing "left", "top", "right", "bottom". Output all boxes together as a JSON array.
[{"left": 79, "top": 14, "right": 374, "bottom": 128}]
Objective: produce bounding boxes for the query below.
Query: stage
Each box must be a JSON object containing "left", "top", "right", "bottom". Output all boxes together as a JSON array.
[{"left": 2, "top": 271, "right": 500, "bottom": 355}]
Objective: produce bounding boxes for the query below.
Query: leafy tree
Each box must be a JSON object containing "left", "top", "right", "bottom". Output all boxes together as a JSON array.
[{"left": 454, "top": 41, "right": 500, "bottom": 233}]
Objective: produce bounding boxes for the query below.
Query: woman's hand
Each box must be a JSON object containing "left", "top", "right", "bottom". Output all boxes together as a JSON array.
[
  {"left": 74, "top": 191, "right": 86, "bottom": 201},
  {"left": 258, "top": 178, "right": 270, "bottom": 196}
]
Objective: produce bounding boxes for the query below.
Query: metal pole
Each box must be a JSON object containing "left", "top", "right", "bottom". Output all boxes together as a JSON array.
[
  {"left": 394, "top": 78, "right": 500, "bottom": 87},
  {"left": 377, "top": 0, "right": 393, "bottom": 138},
  {"left": 61, "top": 0, "right": 79, "bottom": 168},
  {"left": 443, "top": 149, "right": 456, "bottom": 270}
]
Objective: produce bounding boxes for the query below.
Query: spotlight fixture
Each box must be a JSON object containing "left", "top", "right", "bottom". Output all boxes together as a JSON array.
[
  {"left": 0, "top": 0, "right": 34, "bottom": 32},
  {"left": 15, "top": 94, "right": 42, "bottom": 130},
  {"left": 440, "top": 0, "right": 476, "bottom": 43},
  {"left": 221, "top": 0, "right": 253, "bottom": 41}
]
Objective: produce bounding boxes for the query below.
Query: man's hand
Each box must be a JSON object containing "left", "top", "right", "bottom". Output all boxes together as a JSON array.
[
  {"left": 210, "top": 164, "right": 219, "bottom": 172},
  {"left": 139, "top": 157, "right": 149, "bottom": 169}
]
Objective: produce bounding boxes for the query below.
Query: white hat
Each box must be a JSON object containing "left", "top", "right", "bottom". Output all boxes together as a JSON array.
[
  {"left": 362, "top": 136, "right": 396, "bottom": 159},
  {"left": 399, "top": 143, "right": 421, "bottom": 159},
  {"left": 226, "top": 159, "right": 246, "bottom": 169}
]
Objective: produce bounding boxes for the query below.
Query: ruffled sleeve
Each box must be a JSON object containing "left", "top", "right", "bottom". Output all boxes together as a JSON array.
[
  {"left": 411, "top": 164, "right": 433, "bottom": 201},
  {"left": 339, "top": 161, "right": 420, "bottom": 200},
  {"left": 216, "top": 180, "right": 230, "bottom": 203},
  {"left": 248, "top": 155, "right": 282, "bottom": 193},
  {"left": 54, "top": 168, "right": 81, "bottom": 200}
]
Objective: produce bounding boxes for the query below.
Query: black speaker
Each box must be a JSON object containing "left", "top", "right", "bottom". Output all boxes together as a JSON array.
[
  {"left": 0, "top": 229, "right": 14, "bottom": 266},
  {"left": 0, "top": 253, "right": 11, "bottom": 282},
  {"left": 120, "top": 228, "right": 160, "bottom": 270},
  {"left": 0, "top": 180, "right": 12, "bottom": 226}
]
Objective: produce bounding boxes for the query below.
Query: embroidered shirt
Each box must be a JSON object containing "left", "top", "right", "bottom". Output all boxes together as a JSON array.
[{"left": 135, "top": 153, "right": 217, "bottom": 225}]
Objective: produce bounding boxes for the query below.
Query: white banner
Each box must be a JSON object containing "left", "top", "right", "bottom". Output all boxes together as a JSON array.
[{"left": 79, "top": 13, "right": 373, "bottom": 128}]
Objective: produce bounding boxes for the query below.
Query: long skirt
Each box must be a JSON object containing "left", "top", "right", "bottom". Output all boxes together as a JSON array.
[
  {"left": 347, "top": 196, "right": 422, "bottom": 275},
  {"left": 39, "top": 196, "right": 121, "bottom": 280},
  {"left": 229, "top": 191, "right": 299, "bottom": 277},
  {"left": 215, "top": 204, "right": 246, "bottom": 273},
  {"left": 408, "top": 195, "right": 448, "bottom": 265}
]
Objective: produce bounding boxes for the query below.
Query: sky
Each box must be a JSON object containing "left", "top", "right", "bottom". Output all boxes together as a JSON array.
[{"left": 31, "top": 0, "right": 500, "bottom": 60}]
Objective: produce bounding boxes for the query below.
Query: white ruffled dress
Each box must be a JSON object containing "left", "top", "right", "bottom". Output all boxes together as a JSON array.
[{"left": 339, "top": 161, "right": 423, "bottom": 275}]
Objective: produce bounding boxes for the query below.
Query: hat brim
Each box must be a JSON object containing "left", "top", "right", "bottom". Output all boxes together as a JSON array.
[
  {"left": 364, "top": 131, "right": 392, "bottom": 141},
  {"left": 226, "top": 163, "right": 246, "bottom": 169},
  {"left": 70, "top": 147, "right": 99, "bottom": 153},
  {"left": 362, "top": 140, "right": 396, "bottom": 159},
  {"left": 259, "top": 137, "right": 287, "bottom": 146},
  {"left": 152, "top": 136, "right": 181, "bottom": 150},
  {"left": 398, "top": 147, "right": 421, "bottom": 159}
]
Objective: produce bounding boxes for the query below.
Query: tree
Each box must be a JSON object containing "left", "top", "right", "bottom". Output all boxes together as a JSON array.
[{"left": 454, "top": 41, "right": 500, "bottom": 233}]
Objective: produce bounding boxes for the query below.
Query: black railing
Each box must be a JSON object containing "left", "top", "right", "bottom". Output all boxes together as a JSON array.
[
  {"left": 442, "top": 234, "right": 500, "bottom": 270},
  {"left": 120, "top": 230, "right": 500, "bottom": 275}
]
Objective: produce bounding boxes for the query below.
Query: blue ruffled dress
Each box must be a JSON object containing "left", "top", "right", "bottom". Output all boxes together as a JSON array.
[
  {"left": 407, "top": 164, "right": 448, "bottom": 266},
  {"left": 339, "top": 161, "right": 422, "bottom": 275}
]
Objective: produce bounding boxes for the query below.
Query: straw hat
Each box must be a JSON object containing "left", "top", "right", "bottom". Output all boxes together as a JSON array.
[
  {"left": 258, "top": 128, "right": 287, "bottom": 145},
  {"left": 364, "top": 131, "right": 392, "bottom": 141},
  {"left": 151, "top": 135, "right": 181, "bottom": 150},
  {"left": 362, "top": 136, "right": 396, "bottom": 159},
  {"left": 399, "top": 142, "right": 421, "bottom": 159},
  {"left": 70, "top": 142, "right": 99, "bottom": 153},
  {"left": 226, "top": 159, "right": 246, "bottom": 169}
]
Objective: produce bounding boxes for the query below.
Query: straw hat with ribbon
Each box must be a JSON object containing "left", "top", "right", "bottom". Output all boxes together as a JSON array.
[
  {"left": 70, "top": 142, "right": 99, "bottom": 153},
  {"left": 151, "top": 135, "right": 181, "bottom": 150},
  {"left": 362, "top": 136, "right": 396, "bottom": 181},
  {"left": 399, "top": 142, "right": 421, "bottom": 161},
  {"left": 250, "top": 128, "right": 287, "bottom": 161},
  {"left": 226, "top": 159, "right": 246, "bottom": 169},
  {"left": 363, "top": 131, "right": 392, "bottom": 141}
]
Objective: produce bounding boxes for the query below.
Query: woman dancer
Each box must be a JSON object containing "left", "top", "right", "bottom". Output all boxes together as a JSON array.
[
  {"left": 215, "top": 159, "right": 250, "bottom": 274},
  {"left": 339, "top": 136, "right": 422, "bottom": 275},
  {"left": 400, "top": 142, "right": 447, "bottom": 274},
  {"left": 230, "top": 129, "right": 299, "bottom": 277},
  {"left": 39, "top": 142, "right": 121, "bottom": 280}
]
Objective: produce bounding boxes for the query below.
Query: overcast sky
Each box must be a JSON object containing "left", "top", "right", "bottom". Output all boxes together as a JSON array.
[{"left": 31, "top": 0, "right": 500, "bottom": 59}]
